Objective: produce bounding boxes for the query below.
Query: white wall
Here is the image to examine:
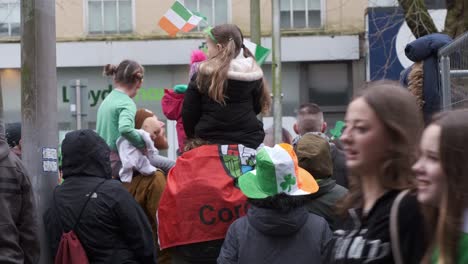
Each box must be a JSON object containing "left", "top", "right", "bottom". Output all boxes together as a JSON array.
[{"left": 0, "top": 35, "right": 359, "bottom": 68}]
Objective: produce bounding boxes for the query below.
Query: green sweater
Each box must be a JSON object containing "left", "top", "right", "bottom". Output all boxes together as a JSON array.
[{"left": 96, "top": 89, "right": 144, "bottom": 151}]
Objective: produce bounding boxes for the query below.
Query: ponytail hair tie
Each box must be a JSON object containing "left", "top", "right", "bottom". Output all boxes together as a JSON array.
[{"left": 242, "top": 44, "right": 246, "bottom": 49}]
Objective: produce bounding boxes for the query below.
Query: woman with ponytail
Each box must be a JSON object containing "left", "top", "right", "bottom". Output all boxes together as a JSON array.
[
  {"left": 96, "top": 59, "right": 146, "bottom": 177},
  {"left": 182, "top": 24, "right": 271, "bottom": 149},
  {"left": 413, "top": 109, "right": 468, "bottom": 264}
]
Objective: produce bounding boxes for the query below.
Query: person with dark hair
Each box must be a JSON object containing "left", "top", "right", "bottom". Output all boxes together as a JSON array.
[
  {"left": 413, "top": 109, "right": 468, "bottom": 263},
  {"left": 183, "top": 24, "right": 271, "bottom": 149},
  {"left": 295, "top": 133, "right": 348, "bottom": 230},
  {"left": 218, "top": 144, "right": 331, "bottom": 264},
  {"left": 44, "top": 129, "right": 157, "bottom": 263},
  {"left": 0, "top": 121, "right": 39, "bottom": 263},
  {"left": 323, "top": 81, "right": 427, "bottom": 263},
  {"left": 96, "top": 59, "right": 146, "bottom": 177},
  {"left": 293, "top": 102, "right": 348, "bottom": 188},
  {"left": 5, "top": 122, "right": 21, "bottom": 158}
]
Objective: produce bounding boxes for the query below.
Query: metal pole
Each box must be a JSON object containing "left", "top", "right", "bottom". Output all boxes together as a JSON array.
[
  {"left": 272, "top": 0, "right": 282, "bottom": 144},
  {"left": 76, "top": 79, "right": 82, "bottom": 130},
  {"left": 21, "top": 0, "right": 58, "bottom": 263},
  {"left": 440, "top": 56, "right": 452, "bottom": 110},
  {"left": 250, "top": 0, "right": 261, "bottom": 45}
]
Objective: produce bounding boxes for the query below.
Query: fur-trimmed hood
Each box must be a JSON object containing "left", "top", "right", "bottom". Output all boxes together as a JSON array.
[{"left": 199, "top": 51, "right": 263, "bottom": 82}]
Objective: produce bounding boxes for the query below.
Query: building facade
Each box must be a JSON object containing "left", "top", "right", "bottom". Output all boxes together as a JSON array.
[{"left": 0, "top": 0, "right": 367, "bottom": 152}]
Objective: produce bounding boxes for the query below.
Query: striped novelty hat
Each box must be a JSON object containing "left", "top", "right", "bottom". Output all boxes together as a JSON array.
[{"left": 238, "top": 143, "right": 319, "bottom": 199}]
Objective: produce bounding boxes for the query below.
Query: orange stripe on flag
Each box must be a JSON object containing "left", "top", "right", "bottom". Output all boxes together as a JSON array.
[
  {"left": 181, "top": 23, "right": 196, "bottom": 32},
  {"left": 159, "top": 16, "right": 179, "bottom": 37}
]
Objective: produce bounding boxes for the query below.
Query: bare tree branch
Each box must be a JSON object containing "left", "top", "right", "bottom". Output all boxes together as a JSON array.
[
  {"left": 444, "top": 0, "right": 467, "bottom": 38},
  {"left": 397, "top": 0, "right": 438, "bottom": 38}
]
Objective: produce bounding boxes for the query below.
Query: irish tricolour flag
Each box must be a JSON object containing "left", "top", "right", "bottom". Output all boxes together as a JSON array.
[
  {"left": 159, "top": 1, "right": 204, "bottom": 37},
  {"left": 243, "top": 40, "right": 271, "bottom": 66}
]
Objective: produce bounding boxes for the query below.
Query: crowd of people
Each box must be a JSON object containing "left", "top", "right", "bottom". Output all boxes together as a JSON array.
[{"left": 0, "top": 23, "right": 467, "bottom": 264}]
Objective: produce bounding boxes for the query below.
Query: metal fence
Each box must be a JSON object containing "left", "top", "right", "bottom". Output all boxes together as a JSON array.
[{"left": 439, "top": 32, "right": 468, "bottom": 110}]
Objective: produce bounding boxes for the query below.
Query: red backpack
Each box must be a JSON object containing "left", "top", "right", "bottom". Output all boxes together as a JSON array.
[{"left": 54, "top": 181, "right": 105, "bottom": 264}]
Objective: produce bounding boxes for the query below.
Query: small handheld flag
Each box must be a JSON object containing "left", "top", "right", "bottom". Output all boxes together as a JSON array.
[
  {"left": 243, "top": 40, "right": 271, "bottom": 66},
  {"left": 159, "top": 1, "right": 205, "bottom": 36}
]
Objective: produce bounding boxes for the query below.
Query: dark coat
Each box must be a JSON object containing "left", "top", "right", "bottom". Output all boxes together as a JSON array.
[
  {"left": 322, "top": 190, "right": 427, "bottom": 263},
  {"left": 182, "top": 73, "right": 265, "bottom": 149},
  {"left": 0, "top": 131, "right": 39, "bottom": 264},
  {"left": 44, "top": 129, "right": 157, "bottom": 264},
  {"left": 218, "top": 205, "right": 332, "bottom": 264},
  {"left": 330, "top": 143, "right": 348, "bottom": 188},
  {"left": 400, "top": 33, "right": 452, "bottom": 123},
  {"left": 306, "top": 178, "right": 348, "bottom": 230}
]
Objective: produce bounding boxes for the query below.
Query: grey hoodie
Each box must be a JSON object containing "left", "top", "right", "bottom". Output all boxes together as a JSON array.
[{"left": 0, "top": 122, "right": 40, "bottom": 263}]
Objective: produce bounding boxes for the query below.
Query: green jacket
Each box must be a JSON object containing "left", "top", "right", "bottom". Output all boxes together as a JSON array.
[
  {"left": 432, "top": 233, "right": 468, "bottom": 263},
  {"left": 96, "top": 89, "right": 144, "bottom": 151}
]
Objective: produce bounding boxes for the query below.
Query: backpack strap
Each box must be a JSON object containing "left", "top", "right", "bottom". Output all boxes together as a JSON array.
[
  {"left": 53, "top": 180, "right": 106, "bottom": 231},
  {"left": 390, "top": 189, "right": 410, "bottom": 264},
  {"left": 72, "top": 180, "right": 106, "bottom": 230}
]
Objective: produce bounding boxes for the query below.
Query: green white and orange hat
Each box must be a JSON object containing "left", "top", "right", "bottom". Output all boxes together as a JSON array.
[{"left": 238, "top": 143, "right": 319, "bottom": 199}]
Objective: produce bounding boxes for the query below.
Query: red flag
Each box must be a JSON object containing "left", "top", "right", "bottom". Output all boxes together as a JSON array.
[{"left": 157, "top": 144, "right": 255, "bottom": 249}]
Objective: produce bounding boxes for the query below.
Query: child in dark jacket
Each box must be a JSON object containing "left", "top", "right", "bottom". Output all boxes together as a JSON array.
[
  {"left": 218, "top": 144, "right": 332, "bottom": 264},
  {"left": 182, "top": 24, "right": 271, "bottom": 149}
]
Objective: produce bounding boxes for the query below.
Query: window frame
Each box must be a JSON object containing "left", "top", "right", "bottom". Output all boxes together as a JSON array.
[
  {"left": 0, "top": 0, "right": 20, "bottom": 37},
  {"left": 180, "top": 0, "right": 232, "bottom": 31},
  {"left": 280, "top": 0, "right": 326, "bottom": 29},
  {"left": 84, "top": 0, "right": 135, "bottom": 35}
]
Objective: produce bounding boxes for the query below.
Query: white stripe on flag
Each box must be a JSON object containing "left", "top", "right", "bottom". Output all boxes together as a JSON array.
[
  {"left": 243, "top": 40, "right": 257, "bottom": 56},
  {"left": 187, "top": 15, "right": 202, "bottom": 26},
  {"left": 165, "top": 8, "right": 186, "bottom": 29},
  {"left": 266, "top": 145, "right": 299, "bottom": 195}
]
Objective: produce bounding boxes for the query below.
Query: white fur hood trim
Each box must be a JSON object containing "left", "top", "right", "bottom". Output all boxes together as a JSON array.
[
  {"left": 227, "top": 55, "right": 263, "bottom": 81},
  {"left": 200, "top": 51, "right": 263, "bottom": 82}
]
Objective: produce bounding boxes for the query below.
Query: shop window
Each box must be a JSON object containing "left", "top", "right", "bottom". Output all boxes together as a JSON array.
[{"left": 306, "top": 62, "right": 350, "bottom": 107}]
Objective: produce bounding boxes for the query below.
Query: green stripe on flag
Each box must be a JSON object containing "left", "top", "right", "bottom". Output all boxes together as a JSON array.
[
  {"left": 171, "top": 1, "right": 192, "bottom": 21},
  {"left": 243, "top": 40, "right": 271, "bottom": 66},
  {"left": 255, "top": 45, "right": 271, "bottom": 66}
]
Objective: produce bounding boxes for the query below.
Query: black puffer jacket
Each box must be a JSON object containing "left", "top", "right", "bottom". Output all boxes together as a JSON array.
[
  {"left": 44, "top": 129, "right": 156, "bottom": 263},
  {"left": 182, "top": 56, "right": 265, "bottom": 149},
  {"left": 218, "top": 205, "right": 332, "bottom": 264}
]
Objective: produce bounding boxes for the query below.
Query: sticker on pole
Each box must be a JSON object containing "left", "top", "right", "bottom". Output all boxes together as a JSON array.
[{"left": 42, "top": 147, "right": 58, "bottom": 172}]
